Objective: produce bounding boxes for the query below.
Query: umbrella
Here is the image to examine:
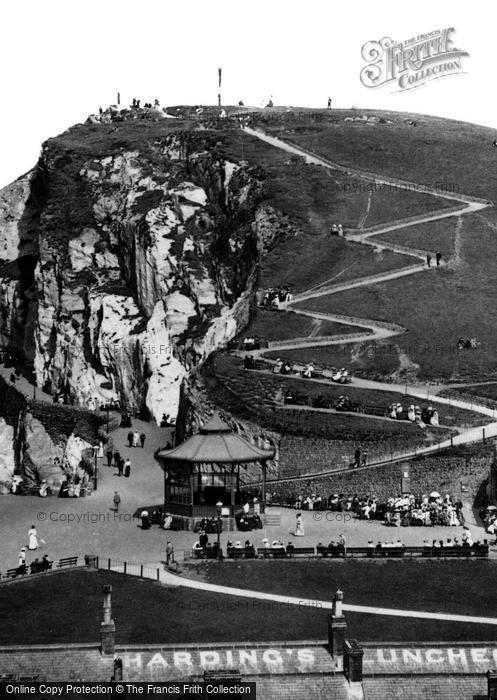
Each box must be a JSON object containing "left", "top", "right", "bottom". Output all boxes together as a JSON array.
[{"left": 430, "top": 491, "right": 441, "bottom": 498}]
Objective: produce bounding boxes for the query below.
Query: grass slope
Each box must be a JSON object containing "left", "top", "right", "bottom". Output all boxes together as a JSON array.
[
  {"left": 188, "top": 559, "right": 497, "bottom": 642},
  {"left": 261, "top": 109, "right": 497, "bottom": 200},
  {"left": 1, "top": 566, "right": 495, "bottom": 645}
]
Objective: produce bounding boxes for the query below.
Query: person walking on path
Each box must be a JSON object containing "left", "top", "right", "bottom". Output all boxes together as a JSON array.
[
  {"left": 132, "top": 431, "right": 140, "bottom": 448},
  {"left": 113, "top": 491, "right": 121, "bottom": 513},
  {"left": 127, "top": 431, "right": 133, "bottom": 448},
  {"left": 353, "top": 447, "right": 361, "bottom": 467},
  {"left": 124, "top": 458, "right": 131, "bottom": 478},
  {"left": 114, "top": 450, "right": 120, "bottom": 467},
  {"left": 436, "top": 251, "right": 442, "bottom": 267},
  {"left": 166, "top": 541, "right": 175, "bottom": 566},
  {"left": 28, "top": 525, "right": 38, "bottom": 551},
  {"left": 106, "top": 449, "right": 113, "bottom": 467},
  {"left": 117, "top": 457, "right": 124, "bottom": 477},
  {"left": 294, "top": 513, "right": 305, "bottom": 537},
  {"left": 140, "top": 432, "right": 146, "bottom": 448},
  {"left": 426, "top": 253, "right": 431, "bottom": 268}
]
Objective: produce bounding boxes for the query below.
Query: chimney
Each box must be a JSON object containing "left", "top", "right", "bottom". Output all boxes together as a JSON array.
[
  {"left": 101, "top": 584, "right": 116, "bottom": 655},
  {"left": 112, "top": 658, "right": 123, "bottom": 682},
  {"left": 487, "top": 670, "right": 497, "bottom": 699},
  {"left": 343, "top": 640, "right": 363, "bottom": 683},
  {"left": 327, "top": 589, "right": 347, "bottom": 657}
]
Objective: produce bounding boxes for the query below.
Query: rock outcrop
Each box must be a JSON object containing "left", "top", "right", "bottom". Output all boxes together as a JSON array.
[
  {"left": 0, "top": 122, "right": 280, "bottom": 424},
  {"left": 0, "top": 418, "right": 15, "bottom": 482}
]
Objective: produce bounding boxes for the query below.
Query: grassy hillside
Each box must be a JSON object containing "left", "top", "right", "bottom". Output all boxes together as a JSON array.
[
  {"left": 258, "top": 108, "right": 497, "bottom": 200},
  {"left": 296, "top": 213, "right": 497, "bottom": 382}
]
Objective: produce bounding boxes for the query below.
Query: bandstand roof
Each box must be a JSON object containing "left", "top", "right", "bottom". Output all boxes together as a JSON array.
[{"left": 156, "top": 414, "right": 275, "bottom": 464}]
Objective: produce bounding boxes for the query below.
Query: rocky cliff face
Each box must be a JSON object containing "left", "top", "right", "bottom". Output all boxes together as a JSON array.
[
  {"left": 177, "top": 369, "right": 280, "bottom": 482},
  {"left": 0, "top": 122, "right": 279, "bottom": 423}
]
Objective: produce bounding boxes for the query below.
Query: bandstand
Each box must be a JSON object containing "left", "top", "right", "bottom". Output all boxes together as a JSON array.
[{"left": 155, "top": 414, "right": 275, "bottom": 520}]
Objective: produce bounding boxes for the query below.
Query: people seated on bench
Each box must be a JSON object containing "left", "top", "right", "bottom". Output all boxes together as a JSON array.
[
  {"left": 242, "top": 336, "right": 262, "bottom": 351},
  {"left": 280, "top": 360, "right": 292, "bottom": 375},
  {"left": 40, "top": 555, "right": 52, "bottom": 571},
  {"left": 30, "top": 559, "right": 42, "bottom": 574},
  {"left": 272, "top": 540, "right": 286, "bottom": 556},
  {"left": 195, "top": 517, "right": 221, "bottom": 534},
  {"left": 261, "top": 286, "right": 292, "bottom": 308},
  {"left": 192, "top": 540, "right": 204, "bottom": 558},
  {"left": 286, "top": 542, "right": 295, "bottom": 557},
  {"left": 462, "top": 526, "right": 473, "bottom": 546},
  {"left": 480, "top": 505, "right": 497, "bottom": 534},
  {"left": 140, "top": 510, "right": 151, "bottom": 530},
  {"left": 331, "top": 367, "right": 348, "bottom": 383},
  {"left": 303, "top": 362, "right": 314, "bottom": 378},
  {"left": 269, "top": 487, "right": 464, "bottom": 531},
  {"left": 244, "top": 540, "right": 256, "bottom": 558},
  {"left": 236, "top": 510, "right": 262, "bottom": 532}
]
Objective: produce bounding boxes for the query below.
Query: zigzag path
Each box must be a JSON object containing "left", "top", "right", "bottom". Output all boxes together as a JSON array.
[{"left": 236, "top": 127, "right": 496, "bottom": 476}]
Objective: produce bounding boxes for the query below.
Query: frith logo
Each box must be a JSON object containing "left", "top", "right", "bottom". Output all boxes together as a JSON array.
[{"left": 360, "top": 29, "right": 469, "bottom": 91}]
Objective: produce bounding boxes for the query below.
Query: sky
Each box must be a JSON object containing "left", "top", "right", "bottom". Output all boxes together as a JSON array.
[{"left": 0, "top": 0, "right": 494, "bottom": 188}]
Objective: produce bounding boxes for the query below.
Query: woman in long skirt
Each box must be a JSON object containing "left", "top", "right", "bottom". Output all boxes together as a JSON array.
[
  {"left": 295, "top": 513, "right": 305, "bottom": 537},
  {"left": 28, "top": 525, "right": 38, "bottom": 550}
]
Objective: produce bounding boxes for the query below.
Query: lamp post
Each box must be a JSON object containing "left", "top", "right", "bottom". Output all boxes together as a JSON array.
[
  {"left": 94, "top": 450, "right": 98, "bottom": 491},
  {"left": 216, "top": 500, "right": 223, "bottom": 560}
]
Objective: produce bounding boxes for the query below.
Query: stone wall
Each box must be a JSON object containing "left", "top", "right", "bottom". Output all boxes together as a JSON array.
[{"left": 269, "top": 444, "right": 495, "bottom": 505}]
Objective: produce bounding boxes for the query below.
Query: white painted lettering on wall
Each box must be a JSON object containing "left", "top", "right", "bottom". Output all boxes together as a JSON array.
[{"left": 122, "top": 648, "right": 316, "bottom": 679}]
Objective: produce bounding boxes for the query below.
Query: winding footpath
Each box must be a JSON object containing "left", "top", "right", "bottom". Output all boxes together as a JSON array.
[{"left": 238, "top": 127, "right": 497, "bottom": 474}]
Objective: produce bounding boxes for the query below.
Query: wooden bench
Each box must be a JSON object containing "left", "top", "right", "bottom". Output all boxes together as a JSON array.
[
  {"left": 5, "top": 566, "right": 28, "bottom": 579},
  {"left": 57, "top": 556, "right": 78, "bottom": 568},
  {"left": 286, "top": 546, "right": 315, "bottom": 558},
  {"left": 227, "top": 548, "right": 256, "bottom": 559},
  {"left": 430, "top": 547, "right": 468, "bottom": 558},
  {"left": 363, "top": 404, "right": 388, "bottom": 417},
  {"left": 257, "top": 547, "right": 288, "bottom": 559},
  {"left": 310, "top": 369, "right": 324, "bottom": 379},
  {"left": 317, "top": 545, "right": 346, "bottom": 558}
]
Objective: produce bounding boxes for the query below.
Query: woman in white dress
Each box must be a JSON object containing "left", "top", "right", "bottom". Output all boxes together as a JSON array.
[
  {"left": 295, "top": 513, "right": 305, "bottom": 537},
  {"left": 28, "top": 525, "right": 38, "bottom": 551}
]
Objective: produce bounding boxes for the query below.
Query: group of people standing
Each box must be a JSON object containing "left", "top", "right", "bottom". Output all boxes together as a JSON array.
[
  {"left": 106, "top": 449, "right": 132, "bottom": 478},
  {"left": 426, "top": 251, "right": 442, "bottom": 267},
  {"left": 127, "top": 430, "right": 146, "bottom": 448}
]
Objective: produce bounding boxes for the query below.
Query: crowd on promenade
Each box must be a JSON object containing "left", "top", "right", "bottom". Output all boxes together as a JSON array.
[{"left": 244, "top": 488, "right": 466, "bottom": 527}]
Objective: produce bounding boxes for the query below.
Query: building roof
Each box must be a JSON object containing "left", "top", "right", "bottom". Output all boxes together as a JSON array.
[{"left": 156, "top": 413, "right": 275, "bottom": 464}]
